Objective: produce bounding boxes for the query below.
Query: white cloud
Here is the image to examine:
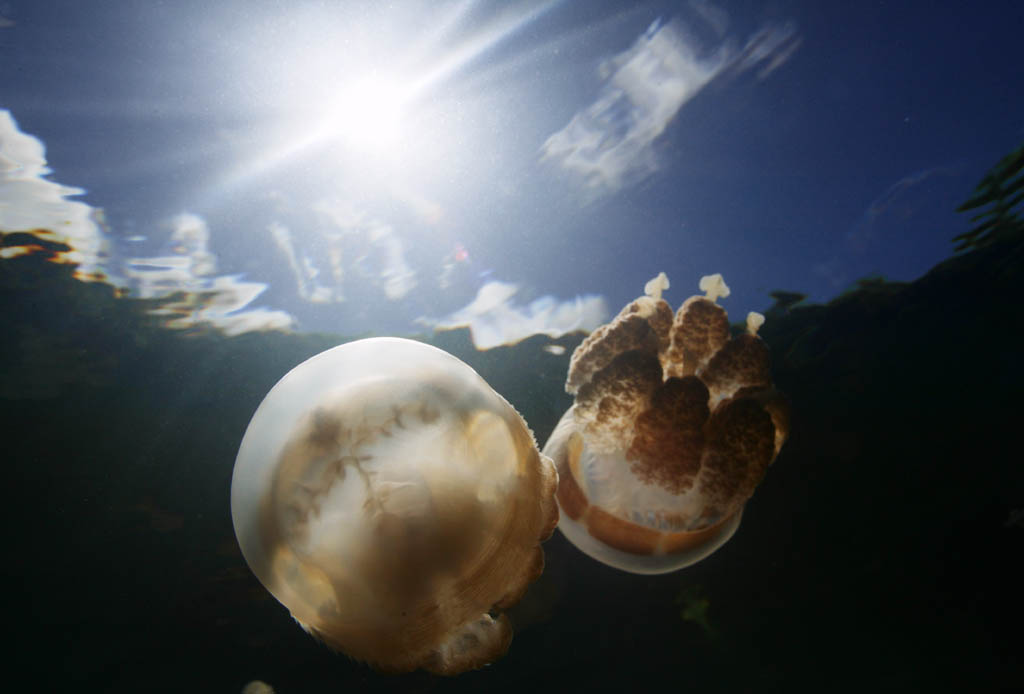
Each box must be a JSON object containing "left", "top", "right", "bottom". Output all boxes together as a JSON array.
[
  {"left": 420, "top": 280, "right": 609, "bottom": 350},
  {"left": 542, "top": 19, "right": 726, "bottom": 193},
  {"left": 0, "top": 110, "right": 110, "bottom": 278},
  {"left": 542, "top": 13, "right": 801, "bottom": 196}
]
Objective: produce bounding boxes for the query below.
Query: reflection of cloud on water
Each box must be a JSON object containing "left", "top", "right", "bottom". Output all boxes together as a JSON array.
[
  {"left": 370, "top": 224, "right": 417, "bottom": 300},
  {"left": 269, "top": 199, "right": 417, "bottom": 306},
  {"left": 142, "top": 275, "right": 295, "bottom": 337},
  {"left": 125, "top": 213, "right": 216, "bottom": 289},
  {"left": 268, "top": 222, "right": 333, "bottom": 304},
  {"left": 420, "top": 280, "right": 609, "bottom": 350},
  {"left": 0, "top": 110, "right": 294, "bottom": 336},
  {"left": 542, "top": 11, "right": 800, "bottom": 195},
  {"left": 124, "top": 213, "right": 295, "bottom": 335}
]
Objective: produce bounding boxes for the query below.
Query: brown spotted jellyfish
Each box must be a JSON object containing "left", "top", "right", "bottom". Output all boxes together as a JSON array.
[
  {"left": 542, "top": 273, "right": 789, "bottom": 574},
  {"left": 231, "top": 338, "right": 558, "bottom": 674}
]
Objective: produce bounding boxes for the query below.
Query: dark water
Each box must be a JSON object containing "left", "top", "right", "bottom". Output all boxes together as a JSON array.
[{"left": 3, "top": 213, "right": 1022, "bottom": 691}]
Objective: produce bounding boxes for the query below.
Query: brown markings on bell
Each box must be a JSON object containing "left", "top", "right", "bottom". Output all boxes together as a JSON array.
[
  {"left": 585, "top": 506, "right": 662, "bottom": 555},
  {"left": 554, "top": 430, "right": 589, "bottom": 521},
  {"left": 659, "top": 513, "right": 737, "bottom": 554}
]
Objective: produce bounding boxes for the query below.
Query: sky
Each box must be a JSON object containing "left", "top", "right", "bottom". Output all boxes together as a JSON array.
[{"left": 1, "top": 0, "right": 1022, "bottom": 344}]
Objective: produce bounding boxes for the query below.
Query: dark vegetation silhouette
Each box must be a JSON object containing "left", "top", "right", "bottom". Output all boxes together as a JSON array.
[{"left": 954, "top": 142, "right": 1024, "bottom": 251}]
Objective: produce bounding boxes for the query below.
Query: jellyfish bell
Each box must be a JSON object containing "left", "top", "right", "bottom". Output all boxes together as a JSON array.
[
  {"left": 542, "top": 273, "right": 789, "bottom": 575},
  {"left": 231, "top": 337, "right": 558, "bottom": 674}
]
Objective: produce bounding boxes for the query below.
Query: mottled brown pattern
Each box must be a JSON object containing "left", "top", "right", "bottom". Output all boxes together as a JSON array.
[
  {"left": 644, "top": 299, "right": 675, "bottom": 353},
  {"left": 664, "top": 297, "right": 729, "bottom": 378},
  {"left": 574, "top": 350, "right": 663, "bottom": 451},
  {"left": 566, "top": 298, "right": 672, "bottom": 392},
  {"left": 721, "top": 385, "right": 790, "bottom": 460},
  {"left": 700, "top": 397, "right": 776, "bottom": 521},
  {"left": 699, "top": 333, "right": 771, "bottom": 398},
  {"left": 627, "top": 376, "right": 710, "bottom": 494}
]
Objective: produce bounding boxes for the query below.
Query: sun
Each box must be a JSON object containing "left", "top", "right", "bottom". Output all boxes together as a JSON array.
[
  {"left": 316, "top": 74, "right": 413, "bottom": 154},
  {"left": 216, "top": 2, "right": 561, "bottom": 188}
]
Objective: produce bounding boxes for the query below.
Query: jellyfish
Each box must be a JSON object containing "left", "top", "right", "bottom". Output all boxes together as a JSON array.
[
  {"left": 231, "top": 338, "right": 558, "bottom": 674},
  {"left": 542, "top": 273, "right": 789, "bottom": 574}
]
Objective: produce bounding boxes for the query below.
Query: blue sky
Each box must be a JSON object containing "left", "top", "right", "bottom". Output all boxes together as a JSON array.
[{"left": 2, "top": 0, "right": 1022, "bottom": 342}]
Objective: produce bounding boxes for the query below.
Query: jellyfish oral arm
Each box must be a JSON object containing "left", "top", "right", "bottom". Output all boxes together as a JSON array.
[{"left": 542, "top": 273, "right": 789, "bottom": 574}]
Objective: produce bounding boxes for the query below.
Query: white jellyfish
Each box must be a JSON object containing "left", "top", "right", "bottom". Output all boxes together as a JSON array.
[
  {"left": 231, "top": 338, "right": 558, "bottom": 674},
  {"left": 542, "top": 274, "right": 789, "bottom": 574}
]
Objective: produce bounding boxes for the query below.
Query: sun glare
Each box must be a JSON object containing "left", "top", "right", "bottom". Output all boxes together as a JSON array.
[
  {"left": 317, "top": 75, "right": 412, "bottom": 154},
  {"left": 216, "top": 2, "right": 560, "bottom": 192}
]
